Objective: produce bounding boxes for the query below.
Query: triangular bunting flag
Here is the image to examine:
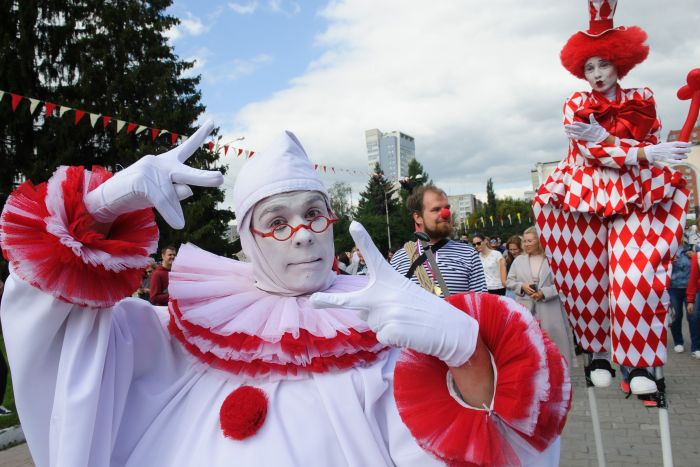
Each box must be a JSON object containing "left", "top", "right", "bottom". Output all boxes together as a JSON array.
[
  {"left": 0, "top": 91, "right": 4, "bottom": 103},
  {"left": 248, "top": 151, "right": 255, "bottom": 158},
  {"left": 103, "top": 116, "right": 112, "bottom": 128},
  {"left": 151, "top": 128, "right": 160, "bottom": 141},
  {"left": 171, "top": 133, "right": 179, "bottom": 145},
  {"left": 135, "top": 125, "right": 147, "bottom": 135},
  {"left": 331, "top": 167, "right": 335, "bottom": 173},
  {"left": 237, "top": 148, "right": 243, "bottom": 157},
  {"left": 314, "top": 164, "right": 318, "bottom": 170},
  {"left": 29, "top": 98, "right": 42, "bottom": 114},
  {"left": 89, "top": 113, "right": 101, "bottom": 127},
  {"left": 74, "top": 110, "right": 86, "bottom": 125},
  {"left": 323, "top": 165, "right": 327, "bottom": 172},
  {"left": 11, "top": 93, "right": 23, "bottom": 111},
  {"left": 224, "top": 145, "right": 229, "bottom": 155},
  {"left": 59, "top": 106, "right": 72, "bottom": 118},
  {"left": 126, "top": 123, "right": 138, "bottom": 134},
  {"left": 44, "top": 102, "right": 57, "bottom": 117},
  {"left": 116, "top": 120, "right": 127, "bottom": 133},
  {"left": 207, "top": 142, "right": 214, "bottom": 152}
]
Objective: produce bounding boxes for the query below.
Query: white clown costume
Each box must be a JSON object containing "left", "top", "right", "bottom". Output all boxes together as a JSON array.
[
  {"left": 1, "top": 125, "right": 568, "bottom": 466},
  {"left": 533, "top": 0, "right": 690, "bottom": 384}
]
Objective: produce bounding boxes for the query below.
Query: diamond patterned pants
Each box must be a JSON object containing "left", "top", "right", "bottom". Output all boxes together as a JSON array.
[{"left": 533, "top": 188, "right": 687, "bottom": 367}]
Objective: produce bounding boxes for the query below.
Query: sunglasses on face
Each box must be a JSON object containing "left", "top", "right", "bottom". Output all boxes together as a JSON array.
[{"left": 473, "top": 241, "right": 482, "bottom": 246}]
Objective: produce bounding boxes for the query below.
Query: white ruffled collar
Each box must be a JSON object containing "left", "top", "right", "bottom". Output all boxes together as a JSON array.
[{"left": 167, "top": 244, "right": 385, "bottom": 380}]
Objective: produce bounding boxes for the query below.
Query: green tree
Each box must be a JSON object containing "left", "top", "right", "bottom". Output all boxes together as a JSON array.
[
  {"left": 355, "top": 164, "right": 405, "bottom": 254},
  {"left": 485, "top": 178, "right": 497, "bottom": 218},
  {"left": 328, "top": 181, "right": 354, "bottom": 254},
  {"left": 0, "top": 0, "right": 234, "bottom": 257}
]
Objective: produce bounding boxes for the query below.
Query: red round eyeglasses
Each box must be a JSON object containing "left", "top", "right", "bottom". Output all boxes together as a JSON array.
[{"left": 251, "top": 215, "right": 338, "bottom": 241}]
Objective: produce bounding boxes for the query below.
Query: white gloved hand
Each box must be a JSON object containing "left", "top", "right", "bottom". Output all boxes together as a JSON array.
[
  {"left": 643, "top": 141, "right": 692, "bottom": 165},
  {"left": 564, "top": 115, "right": 609, "bottom": 143},
  {"left": 310, "top": 221, "right": 479, "bottom": 367},
  {"left": 84, "top": 120, "right": 224, "bottom": 229}
]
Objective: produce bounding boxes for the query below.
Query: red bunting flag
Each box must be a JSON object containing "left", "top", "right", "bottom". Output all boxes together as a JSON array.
[
  {"left": 248, "top": 151, "right": 254, "bottom": 158},
  {"left": 74, "top": 110, "right": 86, "bottom": 125},
  {"left": 102, "top": 116, "right": 112, "bottom": 128},
  {"left": 10, "top": 94, "right": 23, "bottom": 111},
  {"left": 332, "top": 167, "right": 335, "bottom": 173},
  {"left": 314, "top": 164, "right": 318, "bottom": 170},
  {"left": 171, "top": 133, "right": 179, "bottom": 145},
  {"left": 207, "top": 142, "right": 214, "bottom": 152},
  {"left": 237, "top": 148, "right": 243, "bottom": 157},
  {"left": 126, "top": 123, "right": 138, "bottom": 134},
  {"left": 224, "top": 145, "right": 229, "bottom": 155},
  {"left": 45, "top": 102, "right": 57, "bottom": 117},
  {"left": 151, "top": 128, "right": 160, "bottom": 141},
  {"left": 323, "top": 165, "right": 327, "bottom": 172}
]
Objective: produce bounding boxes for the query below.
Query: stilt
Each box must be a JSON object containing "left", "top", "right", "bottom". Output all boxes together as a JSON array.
[
  {"left": 654, "top": 366, "right": 673, "bottom": 467},
  {"left": 584, "top": 354, "right": 606, "bottom": 467}
]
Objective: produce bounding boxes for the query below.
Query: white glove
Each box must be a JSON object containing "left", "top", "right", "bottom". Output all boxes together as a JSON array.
[
  {"left": 643, "top": 141, "right": 692, "bottom": 165},
  {"left": 564, "top": 115, "right": 609, "bottom": 143},
  {"left": 84, "top": 120, "right": 224, "bottom": 229},
  {"left": 310, "top": 221, "right": 479, "bottom": 367}
]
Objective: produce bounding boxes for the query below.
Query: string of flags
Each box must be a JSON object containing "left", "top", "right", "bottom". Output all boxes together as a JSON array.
[
  {"left": 463, "top": 212, "right": 532, "bottom": 229},
  {"left": 0, "top": 89, "right": 367, "bottom": 177}
]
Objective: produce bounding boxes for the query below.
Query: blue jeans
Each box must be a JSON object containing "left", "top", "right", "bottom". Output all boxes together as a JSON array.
[{"left": 669, "top": 288, "right": 700, "bottom": 351}]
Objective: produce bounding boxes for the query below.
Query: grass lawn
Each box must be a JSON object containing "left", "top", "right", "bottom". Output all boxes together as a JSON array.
[{"left": 0, "top": 337, "right": 19, "bottom": 430}]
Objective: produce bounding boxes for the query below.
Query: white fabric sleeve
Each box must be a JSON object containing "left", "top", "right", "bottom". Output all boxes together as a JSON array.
[{"left": 1, "top": 274, "right": 180, "bottom": 467}]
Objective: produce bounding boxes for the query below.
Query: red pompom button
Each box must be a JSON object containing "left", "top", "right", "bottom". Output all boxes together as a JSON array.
[{"left": 219, "top": 385, "right": 268, "bottom": 440}]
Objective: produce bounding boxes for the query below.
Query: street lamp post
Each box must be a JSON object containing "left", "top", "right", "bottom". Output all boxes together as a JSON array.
[{"left": 384, "top": 186, "right": 399, "bottom": 250}]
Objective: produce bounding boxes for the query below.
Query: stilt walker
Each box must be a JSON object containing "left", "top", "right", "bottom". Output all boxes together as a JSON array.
[{"left": 534, "top": 1, "right": 692, "bottom": 465}]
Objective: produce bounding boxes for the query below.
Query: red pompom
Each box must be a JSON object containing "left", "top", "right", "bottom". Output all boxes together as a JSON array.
[{"left": 219, "top": 386, "right": 268, "bottom": 440}]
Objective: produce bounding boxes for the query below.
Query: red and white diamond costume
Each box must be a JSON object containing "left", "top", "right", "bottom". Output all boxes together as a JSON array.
[
  {"left": 534, "top": 0, "right": 689, "bottom": 368},
  {"left": 0, "top": 131, "right": 569, "bottom": 466}
]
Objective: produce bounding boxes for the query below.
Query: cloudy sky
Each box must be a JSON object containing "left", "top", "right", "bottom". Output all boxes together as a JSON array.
[{"left": 165, "top": 0, "right": 700, "bottom": 207}]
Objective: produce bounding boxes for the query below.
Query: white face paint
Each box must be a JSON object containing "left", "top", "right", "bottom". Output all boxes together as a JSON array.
[
  {"left": 250, "top": 191, "right": 336, "bottom": 295},
  {"left": 584, "top": 56, "right": 619, "bottom": 94}
]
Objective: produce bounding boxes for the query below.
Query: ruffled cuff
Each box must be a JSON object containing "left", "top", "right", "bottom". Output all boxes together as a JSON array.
[
  {"left": 0, "top": 166, "right": 158, "bottom": 308},
  {"left": 393, "top": 292, "right": 571, "bottom": 467}
]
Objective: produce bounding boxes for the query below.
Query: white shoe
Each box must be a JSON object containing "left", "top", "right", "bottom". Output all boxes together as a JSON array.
[
  {"left": 590, "top": 369, "right": 612, "bottom": 388},
  {"left": 630, "top": 373, "right": 658, "bottom": 395},
  {"left": 693, "top": 351, "right": 700, "bottom": 359},
  {"left": 674, "top": 345, "right": 685, "bottom": 353}
]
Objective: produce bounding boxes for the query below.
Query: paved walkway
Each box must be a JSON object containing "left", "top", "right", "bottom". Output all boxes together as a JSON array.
[{"left": 1, "top": 333, "right": 698, "bottom": 466}]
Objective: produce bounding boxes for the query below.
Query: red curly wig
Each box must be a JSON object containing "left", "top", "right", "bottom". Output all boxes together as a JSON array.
[{"left": 560, "top": 26, "right": 649, "bottom": 80}]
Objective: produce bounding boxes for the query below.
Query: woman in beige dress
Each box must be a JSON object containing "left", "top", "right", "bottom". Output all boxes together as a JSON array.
[{"left": 507, "top": 227, "right": 576, "bottom": 367}]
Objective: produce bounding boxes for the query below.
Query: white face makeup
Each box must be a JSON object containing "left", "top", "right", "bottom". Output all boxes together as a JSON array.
[
  {"left": 251, "top": 191, "right": 335, "bottom": 295},
  {"left": 584, "top": 56, "right": 619, "bottom": 94}
]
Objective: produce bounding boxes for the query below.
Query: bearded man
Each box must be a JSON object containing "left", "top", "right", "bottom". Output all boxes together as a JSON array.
[{"left": 391, "top": 185, "right": 487, "bottom": 296}]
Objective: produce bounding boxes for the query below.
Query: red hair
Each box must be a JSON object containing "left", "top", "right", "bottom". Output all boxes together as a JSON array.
[{"left": 560, "top": 26, "right": 649, "bottom": 80}]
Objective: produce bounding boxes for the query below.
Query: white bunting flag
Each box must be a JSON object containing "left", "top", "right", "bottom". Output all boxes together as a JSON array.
[
  {"left": 136, "top": 125, "right": 147, "bottom": 135},
  {"left": 29, "top": 98, "right": 42, "bottom": 114},
  {"left": 59, "top": 106, "right": 72, "bottom": 117},
  {"left": 116, "top": 120, "right": 126, "bottom": 133},
  {"left": 89, "top": 113, "right": 101, "bottom": 127}
]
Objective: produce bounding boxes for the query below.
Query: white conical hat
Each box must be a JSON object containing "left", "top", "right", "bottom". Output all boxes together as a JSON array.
[{"left": 233, "top": 131, "right": 328, "bottom": 221}]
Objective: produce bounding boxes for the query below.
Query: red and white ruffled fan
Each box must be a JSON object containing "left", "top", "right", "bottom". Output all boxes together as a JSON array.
[{"left": 394, "top": 292, "right": 571, "bottom": 467}]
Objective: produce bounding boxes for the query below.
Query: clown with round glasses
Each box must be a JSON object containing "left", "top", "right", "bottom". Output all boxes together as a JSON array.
[{"left": 0, "top": 125, "right": 569, "bottom": 466}]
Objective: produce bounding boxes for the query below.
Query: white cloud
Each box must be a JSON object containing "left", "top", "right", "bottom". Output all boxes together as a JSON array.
[
  {"left": 218, "top": 0, "right": 700, "bottom": 207},
  {"left": 267, "top": 0, "right": 300, "bottom": 16},
  {"left": 228, "top": 1, "right": 258, "bottom": 15},
  {"left": 165, "top": 12, "right": 209, "bottom": 43}
]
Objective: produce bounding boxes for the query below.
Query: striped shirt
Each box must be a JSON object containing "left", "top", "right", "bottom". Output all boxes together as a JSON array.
[{"left": 390, "top": 240, "right": 487, "bottom": 296}]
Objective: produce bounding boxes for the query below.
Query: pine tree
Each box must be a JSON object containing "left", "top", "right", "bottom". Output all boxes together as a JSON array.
[
  {"left": 354, "top": 164, "right": 403, "bottom": 254},
  {"left": 328, "top": 181, "right": 354, "bottom": 254},
  {"left": 0, "top": 0, "right": 235, "bottom": 257}
]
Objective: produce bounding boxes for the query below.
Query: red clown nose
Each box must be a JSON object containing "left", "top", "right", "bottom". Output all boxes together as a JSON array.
[{"left": 439, "top": 208, "right": 451, "bottom": 220}]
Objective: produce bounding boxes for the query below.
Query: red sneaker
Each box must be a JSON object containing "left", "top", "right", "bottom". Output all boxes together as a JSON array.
[{"left": 620, "top": 380, "right": 630, "bottom": 394}]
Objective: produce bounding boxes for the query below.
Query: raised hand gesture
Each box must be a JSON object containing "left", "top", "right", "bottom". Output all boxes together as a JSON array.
[
  {"left": 85, "top": 120, "right": 224, "bottom": 229},
  {"left": 310, "top": 221, "right": 479, "bottom": 367}
]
